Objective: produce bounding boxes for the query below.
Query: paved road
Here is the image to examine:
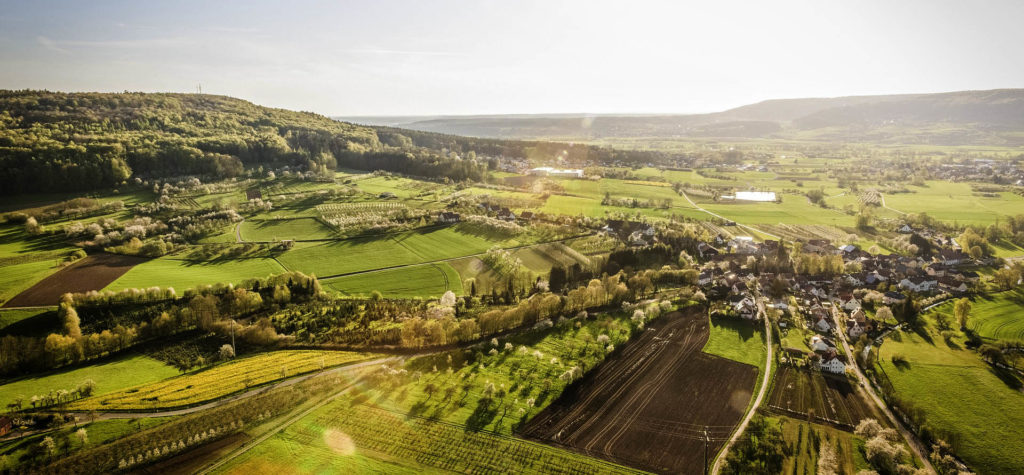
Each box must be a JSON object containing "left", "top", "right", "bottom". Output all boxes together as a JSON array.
[
  {"left": 830, "top": 306, "right": 935, "bottom": 474},
  {"left": 679, "top": 191, "right": 782, "bottom": 240},
  {"left": 712, "top": 298, "right": 774, "bottom": 474}
]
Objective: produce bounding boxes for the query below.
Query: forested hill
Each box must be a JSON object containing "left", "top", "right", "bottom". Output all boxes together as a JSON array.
[
  {"left": 0, "top": 91, "right": 677, "bottom": 194},
  {"left": 350, "top": 89, "right": 1024, "bottom": 146}
]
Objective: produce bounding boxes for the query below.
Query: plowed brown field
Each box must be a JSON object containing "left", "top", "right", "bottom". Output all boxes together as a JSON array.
[
  {"left": 3, "top": 253, "right": 147, "bottom": 307},
  {"left": 522, "top": 307, "right": 759, "bottom": 474}
]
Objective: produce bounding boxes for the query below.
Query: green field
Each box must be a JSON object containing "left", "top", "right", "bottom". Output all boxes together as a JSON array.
[
  {"left": 881, "top": 181, "right": 1024, "bottom": 226},
  {"left": 278, "top": 226, "right": 520, "bottom": 278},
  {"left": 875, "top": 324, "right": 1024, "bottom": 474},
  {"left": 105, "top": 256, "right": 287, "bottom": 291},
  {"left": 0, "top": 307, "right": 58, "bottom": 336},
  {"left": 934, "top": 290, "right": 1024, "bottom": 341},
  {"left": 0, "top": 260, "right": 62, "bottom": 305},
  {"left": 0, "top": 354, "right": 178, "bottom": 410},
  {"left": 703, "top": 315, "right": 767, "bottom": 369},
  {"left": 323, "top": 263, "right": 462, "bottom": 298},
  {"left": 766, "top": 415, "right": 871, "bottom": 475},
  {"left": 239, "top": 217, "right": 336, "bottom": 241}
]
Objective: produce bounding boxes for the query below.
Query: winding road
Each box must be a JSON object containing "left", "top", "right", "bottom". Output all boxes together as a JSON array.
[{"left": 712, "top": 297, "right": 773, "bottom": 474}]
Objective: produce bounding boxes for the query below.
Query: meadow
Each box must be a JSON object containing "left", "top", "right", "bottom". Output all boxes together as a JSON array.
[
  {"left": 927, "top": 289, "right": 1024, "bottom": 342},
  {"left": 238, "top": 217, "right": 336, "bottom": 241},
  {"left": 323, "top": 263, "right": 463, "bottom": 298},
  {"left": 875, "top": 319, "right": 1024, "bottom": 474},
  {"left": 105, "top": 256, "right": 286, "bottom": 292},
  {"left": 0, "top": 354, "right": 178, "bottom": 410},
  {"left": 0, "top": 260, "right": 62, "bottom": 305},
  {"left": 69, "top": 350, "right": 381, "bottom": 411},
  {"left": 703, "top": 315, "right": 767, "bottom": 370}
]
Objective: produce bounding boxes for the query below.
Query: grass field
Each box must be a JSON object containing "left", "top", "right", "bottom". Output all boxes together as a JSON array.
[
  {"left": 105, "top": 256, "right": 286, "bottom": 291},
  {"left": 323, "top": 263, "right": 463, "bottom": 298},
  {"left": 0, "top": 260, "right": 63, "bottom": 305},
  {"left": 0, "top": 354, "right": 178, "bottom": 410},
  {"left": 239, "top": 217, "right": 336, "bottom": 241},
  {"left": 703, "top": 315, "right": 767, "bottom": 370},
  {"left": 881, "top": 181, "right": 1024, "bottom": 226},
  {"left": 925, "top": 290, "right": 1024, "bottom": 342},
  {"left": 278, "top": 227, "right": 520, "bottom": 278},
  {"left": 875, "top": 322, "right": 1024, "bottom": 474},
  {"left": 0, "top": 307, "right": 58, "bottom": 336},
  {"left": 68, "top": 350, "right": 381, "bottom": 411}
]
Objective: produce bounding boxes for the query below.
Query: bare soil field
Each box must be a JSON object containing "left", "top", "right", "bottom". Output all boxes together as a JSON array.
[
  {"left": 2, "top": 253, "right": 148, "bottom": 307},
  {"left": 521, "top": 307, "right": 758, "bottom": 474},
  {"left": 766, "top": 366, "right": 882, "bottom": 430}
]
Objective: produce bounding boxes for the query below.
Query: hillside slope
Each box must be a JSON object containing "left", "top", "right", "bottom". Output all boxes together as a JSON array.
[{"left": 353, "top": 89, "right": 1024, "bottom": 145}]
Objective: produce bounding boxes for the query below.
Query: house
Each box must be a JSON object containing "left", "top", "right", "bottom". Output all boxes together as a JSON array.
[
  {"left": 245, "top": 189, "right": 263, "bottom": 201},
  {"left": 819, "top": 354, "right": 847, "bottom": 374},
  {"left": 898, "top": 224, "right": 914, "bottom": 234},
  {"left": 729, "top": 236, "right": 758, "bottom": 254},
  {"left": 840, "top": 244, "right": 859, "bottom": 254},
  {"left": 884, "top": 291, "right": 907, "bottom": 305},
  {"left": 735, "top": 297, "right": 758, "bottom": 319},
  {"left": 518, "top": 211, "right": 535, "bottom": 222},
  {"left": 839, "top": 294, "right": 860, "bottom": 312},
  {"left": 437, "top": 211, "right": 461, "bottom": 224},
  {"left": 899, "top": 276, "right": 938, "bottom": 293},
  {"left": 697, "top": 242, "right": 720, "bottom": 259},
  {"left": 814, "top": 316, "right": 833, "bottom": 333},
  {"left": 936, "top": 249, "right": 970, "bottom": 266},
  {"left": 628, "top": 231, "right": 648, "bottom": 246},
  {"left": 641, "top": 224, "right": 656, "bottom": 237},
  {"left": 810, "top": 335, "right": 835, "bottom": 352},
  {"left": 939, "top": 277, "right": 969, "bottom": 294},
  {"left": 497, "top": 207, "right": 516, "bottom": 221},
  {"left": 698, "top": 270, "right": 713, "bottom": 286},
  {"left": 847, "top": 320, "right": 865, "bottom": 339}
]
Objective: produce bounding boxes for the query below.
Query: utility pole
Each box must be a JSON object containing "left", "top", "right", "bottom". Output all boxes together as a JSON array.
[{"left": 703, "top": 426, "right": 710, "bottom": 475}]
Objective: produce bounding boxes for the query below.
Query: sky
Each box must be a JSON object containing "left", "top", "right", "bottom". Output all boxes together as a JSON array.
[{"left": 1, "top": 0, "right": 1022, "bottom": 116}]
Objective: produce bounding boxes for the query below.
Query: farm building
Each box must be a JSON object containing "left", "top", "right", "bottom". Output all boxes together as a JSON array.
[
  {"left": 245, "top": 189, "right": 263, "bottom": 200},
  {"left": 437, "top": 211, "right": 461, "bottom": 223}
]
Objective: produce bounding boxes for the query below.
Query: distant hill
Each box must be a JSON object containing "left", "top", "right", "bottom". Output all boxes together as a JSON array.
[{"left": 343, "top": 89, "right": 1024, "bottom": 146}]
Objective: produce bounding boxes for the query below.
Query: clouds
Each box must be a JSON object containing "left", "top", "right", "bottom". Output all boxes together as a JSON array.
[{"left": 36, "top": 36, "right": 70, "bottom": 55}]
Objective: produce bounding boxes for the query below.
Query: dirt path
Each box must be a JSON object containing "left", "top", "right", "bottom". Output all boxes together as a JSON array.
[
  {"left": 234, "top": 217, "right": 245, "bottom": 243},
  {"left": 880, "top": 193, "right": 907, "bottom": 215},
  {"left": 679, "top": 191, "right": 782, "bottom": 240},
  {"left": 830, "top": 306, "right": 935, "bottom": 473},
  {"left": 712, "top": 297, "right": 774, "bottom": 474}
]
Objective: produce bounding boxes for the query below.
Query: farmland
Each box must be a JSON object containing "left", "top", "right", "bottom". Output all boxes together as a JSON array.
[
  {"left": 4, "top": 254, "right": 149, "bottom": 307},
  {"left": 766, "top": 366, "right": 882, "bottom": 429},
  {"left": 875, "top": 321, "right": 1024, "bottom": 474},
  {"left": 104, "top": 256, "right": 286, "bottom": 292},
  {"left": 766, "top": 414, "right": 872, "bottom": 475},
  {"left": 68, "top": 350, "right": 381, "bottom": 411},
  {"left": 217, "top": 396, "right": 642, "bottom": 475},
  {"left": 522, "top": 308, "right": 758, "bottom": 474}
]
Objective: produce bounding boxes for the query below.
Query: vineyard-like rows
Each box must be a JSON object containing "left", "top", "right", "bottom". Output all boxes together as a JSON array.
[
  {"left": 317, "top": 202, "right": 406, "bottom": 214},
  {"left": 297, "top": 400, "right": 642, "bottom": 474},
  {"left": 758, "top": 224, "right": 852, "bottom": 243},
  {"left": 766, "top": 366, "right": 881, "bottom": 429},
  {"left": 69, "top": 350, "right": 380, "bottom": 411}
]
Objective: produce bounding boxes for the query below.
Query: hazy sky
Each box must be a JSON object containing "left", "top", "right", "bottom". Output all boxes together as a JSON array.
[{"left": 1, "top": 0, "right": 1022, "bottom": 116}]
